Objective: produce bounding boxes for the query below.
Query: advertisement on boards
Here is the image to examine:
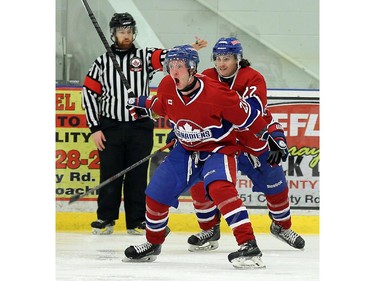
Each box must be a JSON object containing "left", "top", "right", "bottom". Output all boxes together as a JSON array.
[
  {"left": 56, "top": 87, "right": 319, "bottom": 210},
  {"left": 236, "top": 93, "right": 319, "bottom": 209}
]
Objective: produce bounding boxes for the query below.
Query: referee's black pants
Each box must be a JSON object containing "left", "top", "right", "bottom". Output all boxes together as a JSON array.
[{"left": 96, "top": 117, "right": 154, "bottom": 229}]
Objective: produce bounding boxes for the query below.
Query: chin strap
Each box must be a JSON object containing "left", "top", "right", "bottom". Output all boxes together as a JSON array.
[
  {"left": 216, "top": 61, "right": 240, "bottom": 80},
  {"left": 180, "top": 76, "right": 198, "bottom": 93}
]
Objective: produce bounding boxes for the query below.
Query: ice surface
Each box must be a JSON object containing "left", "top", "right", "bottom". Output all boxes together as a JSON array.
[{"left": 56, "top": 231, "right": 319, "bottom": 281}]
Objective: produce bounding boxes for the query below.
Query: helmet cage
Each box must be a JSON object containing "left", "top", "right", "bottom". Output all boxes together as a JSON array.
[
  {"left": 164, "top": 45, "right": 199, "bottom": 74},
  {"left": 212, "top": 37, "right": 243, "bottom": 61}
]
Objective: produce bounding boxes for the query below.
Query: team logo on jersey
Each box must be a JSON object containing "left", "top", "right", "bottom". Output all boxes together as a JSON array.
[
  {"left": 130, "top": 57, "right": 142, "bottom": 72},
  {"left": 174, "top": 120, "right": 212, "bottom": 147}
]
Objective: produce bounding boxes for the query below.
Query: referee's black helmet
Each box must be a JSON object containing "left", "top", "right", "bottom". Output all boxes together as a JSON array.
[{"left": 110, "top": 13, "right": 137, "bottom": 39}]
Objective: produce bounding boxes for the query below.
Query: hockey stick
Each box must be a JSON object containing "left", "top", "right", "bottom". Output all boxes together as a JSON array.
[
  {"left": 68, "top": 140, "right": 175, "bottom": 204},
  {"left": 81, "top": 0, "right": 135, "bottom": 98}
]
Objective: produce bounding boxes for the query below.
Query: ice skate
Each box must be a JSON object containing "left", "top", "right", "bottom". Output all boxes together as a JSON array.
[
  {"left": 127, "top": 221, "right": 146, "bottom": 235},
  {"left": 187, "top": 223, "right": 220, "bottom": 252},
  {"left": 270, "top": 221, "right": 305, "bottom": 249},
  {"left": 228, "top": 240, "right": 266, "bottom": 269},
  {"left": 91, "top": 219, "right": 115, "bottom": 235},
  {"left": 122, "top": 226, "right": 170, "bottom": 262},
  {"left": 123, "top": 242, "right": 162, "bottom": 262}
]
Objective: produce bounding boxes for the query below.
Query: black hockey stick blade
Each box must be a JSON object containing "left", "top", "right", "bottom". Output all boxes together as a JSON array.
[
  {"left": 68, "top": 140, "right": 176, "bottom": 204},
  {"left": 69, "top": 193, "right": 86, "bottom": 204}
]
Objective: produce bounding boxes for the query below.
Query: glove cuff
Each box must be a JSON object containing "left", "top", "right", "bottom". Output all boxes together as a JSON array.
[
  {"left": 138, "top": 95, "right": 157, "bottom": 109},
  {"left": 267, "top": 122, "right": 284, "bottom": 132},
  {"left": 145, "top": 95, "right": 157, "bottom": 109}
]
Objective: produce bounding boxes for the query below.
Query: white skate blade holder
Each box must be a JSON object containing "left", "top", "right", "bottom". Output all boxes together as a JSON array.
[
  {"left": 230, "top": 255, "right": 266, "bottom": 269},
  {"left": 188, "top": 241, "right": 219, "bottom": 252},
  {"left": 122, "top": 255, "right": 158, "bottom": 263}
]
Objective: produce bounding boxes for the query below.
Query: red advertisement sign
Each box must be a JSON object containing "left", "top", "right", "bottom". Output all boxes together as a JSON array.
[{"left": 236, "top": 98, "right": 320, "bottom": 209}]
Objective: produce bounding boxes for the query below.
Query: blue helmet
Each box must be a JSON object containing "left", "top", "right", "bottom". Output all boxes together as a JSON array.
[
  {"left": 164, "top": 45, "right": 200, "bottom": 73},
  {"left": 212, "top": 37, "right": 243, "bottom": 61}
]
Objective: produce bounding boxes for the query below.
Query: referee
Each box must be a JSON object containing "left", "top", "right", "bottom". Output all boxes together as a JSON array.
[{"left": 81, "top": 12, "right": 207, "bottom": 235}]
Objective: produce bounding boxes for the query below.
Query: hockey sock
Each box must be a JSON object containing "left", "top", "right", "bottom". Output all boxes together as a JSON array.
[
  {"left": 266, "top": 186, "right": 292, "bottom": 229},
  {"left": 208, "top": 180, "right": 255, "bottom": 245},
  {"left": 145, "top": 196, "right": 170, "bottom": 244},
  {"left": 190, "top": 182, "right": 220, "bottom": 230}
]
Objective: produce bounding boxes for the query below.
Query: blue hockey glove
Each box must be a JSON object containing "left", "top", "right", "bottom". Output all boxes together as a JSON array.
[
  {"left": 257, "top": 122, "right": 289, "bottom": 165},
  {"left": 127, "top": 96, "right": 157, "bottom": 109},
  {"left": 127, "top": 96, "right": 157, "bottom": 120}
]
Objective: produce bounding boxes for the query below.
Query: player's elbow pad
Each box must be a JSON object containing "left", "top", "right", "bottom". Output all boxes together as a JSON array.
[{"left": 245, "top": 96, "right": 263, "bottom": 112}]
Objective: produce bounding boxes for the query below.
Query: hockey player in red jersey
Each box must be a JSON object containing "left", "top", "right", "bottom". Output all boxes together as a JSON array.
[
  {"left": 184, "top": 37, "right": 305, "bottom": 251},
  {"left": 123, "top": 45, "right": 283, "bottom": 268}
]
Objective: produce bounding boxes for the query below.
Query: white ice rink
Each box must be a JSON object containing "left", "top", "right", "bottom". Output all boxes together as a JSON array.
[{"left": 56, "top": 231, "right": 319, "bottom": 281}]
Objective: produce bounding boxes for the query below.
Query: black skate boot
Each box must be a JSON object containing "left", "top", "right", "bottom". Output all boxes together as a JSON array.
[
  {"left": 124, "top": 242, "right": 162, "bottom": 262},
  {"left": 228, "top": 240, "right": 266, "bottom": 269},
  {"left": 123, "top": 226, "right": 171, "bottom": 263},
  {"left": 91, "top": 219, "right": 115, "bottom": 235},
  {"left": 187, "top": 223, "right": 220, "bottom": 252},
  {"left": 270, "top": 221, "right": 305, "bottom": 249}
]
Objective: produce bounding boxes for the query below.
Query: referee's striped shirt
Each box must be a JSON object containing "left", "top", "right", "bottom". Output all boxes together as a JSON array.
[{"left": 82, "top": 44, "right": 168, "bottom": 132}]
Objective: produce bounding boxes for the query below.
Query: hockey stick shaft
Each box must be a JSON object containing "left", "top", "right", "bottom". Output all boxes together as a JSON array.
[
  {"left": 80, "top": 0, "right": 135, "bottom": 98},
  {"left": 68, "top": 140, "right": 175, "bottom": 204}
]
